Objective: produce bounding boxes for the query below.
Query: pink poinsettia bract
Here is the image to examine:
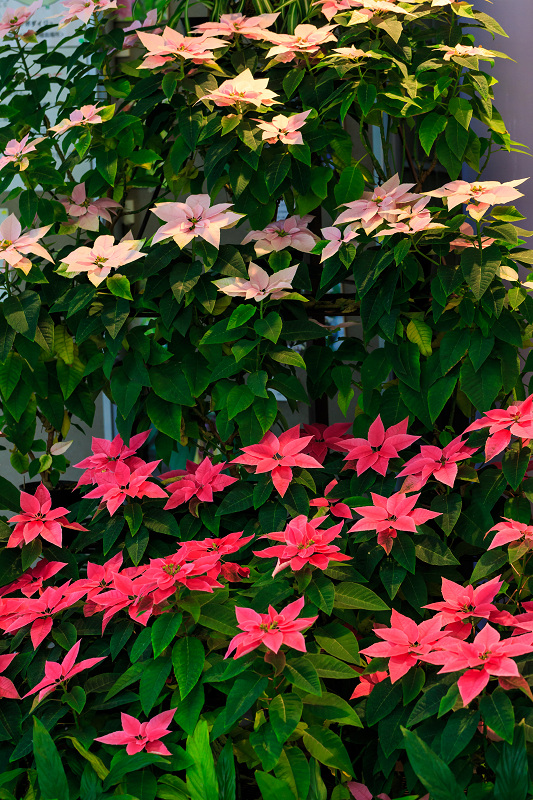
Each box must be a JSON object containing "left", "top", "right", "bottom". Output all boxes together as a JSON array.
[
  {"left": 95, "top": 710, "right": 176, "bottom": 755},
  {"left": 350, "top": 491, "right": 441, "bottom": 555},
  {"left": 7, "top": 483, "right": 87, "bottom": 548},
  {"left": 225, "top": 596, "right": 318, "bottom": 659},
  {"left": 339, "top": 416, "right": 418, "bottom": 476}
]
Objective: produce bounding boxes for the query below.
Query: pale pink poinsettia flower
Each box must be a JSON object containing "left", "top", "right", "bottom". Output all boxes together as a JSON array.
[
  {"left": 319, "top": 226, "right": 358, "bottom": 262},
  {"left": 162, "top": 457, "right": 237, "bottom": 512},
  {"left": 360, "top": 609, "right": 447, "bottom": 683},
  {"left": 0, "top": 654, "right": 19, "bottom": 699},
  {"left": 464, "top": 395, "right": 533, "bottom": 461},
  {"left": 309, "top": 479, "right": 353, "bottom": 519},
  {"left": 0, "top": 134, "right": 46, "bottom": 171},
  {"left": 253, "top": 109, "right": 312, "bottom": 146},
  {"left": 378, "top": 197, "right": 446, "bottom": 236},
  {"left": 0, "top": 584, "right": 86, "bottom": 647},
  {"left": 397, "top": 435, "right": 477, "bottom": 492},
  {"left": 423, "top": 624, "right": 533, "bottom": 706},
  {"left": 82, "top": 460, "right": 167, "bottom": 515},
  {"left": 122, "top": 9, "right": 160, "bottom": 48},
  {"left": 61, "top": 182, "right": 122, "bottom": 232},
  {"left": 265, "top": 24, "right": 337, "bottom": 63},
  {"left": 75, "top": 430, "right": 150, "bottom": 486},
  {"left": 231, "top": 425, "right": 323, "bottom": 497},
  {"left": 202, "top": 68, "right": 279, "bottom": 109},
  {"left": 25, "top": 639, "right": 105, "bottom": 702},
  {"left": 301, "top": 422, "right": 352, "bottom": 464},
  {"left": 0, "top": 0, "right": 41, "bottom": 38},
  {"left": 59, "top": 0, "right": 116, "bottom": 25},
  {"left": 254, "top": 514, "right": 352, "bottom": 576},
  {"left": 194, "top": 12, "right": 279, "bottom": 40},
  {"left": 424, "top": 178, "right": 527, "bottom": 221},
  {"left": 314, "top": 0, "right": 360, "bottom": 22},
  {"left": 214, "top": 262, "right": 298, "bottom": 302},
  {"left": 151, "top": 194, "right": 243, "bottom": 250},
  {"left": 242, "top": 214, "right": 319, "bottom": 256},
  {"left": 434, "top": 43, "right": 498, "bottom": 63},
  {"left": 96, "top": 710, "right": 176, "bottom": 755},
  {"left": 423, "top": 575, "right": 512, "bottom": 638},
  {"left": 486, "top": 517, "right": 533, "bottom": 553},
  {"left": 7, "top": 483, "right": 87, "bottom": 549},
  {"left": 349, "top": 491, "right": 441, "bottom": 555},
  {"left": 449, "top": 222, "right": 496, "bottom": 251},
  {"left": 137, "top": 27, "right": 225, "bottom": 69},
  {"left": 339, "top": 416, "right": 419, "bottom": 477},
  {"left": 334, "top": 174, "right": 422, "bottom": 234},
  {"left": 50, "top": 105, "right": 104, "bottom": 136},
  {"left": 225, "top": 596, "right": 318, "bottom": 659},
  {"left": 0, "top": 213, "right": 53, "bottom": 274},
  {"left": 331, "top": 46, "right": 373, "bottom": 60},
  {"left": 0, "top": 559, "right": 67, "bottom": 599},
  {"left": 61, "top": 233, "right": 146, "bottom": 286}
]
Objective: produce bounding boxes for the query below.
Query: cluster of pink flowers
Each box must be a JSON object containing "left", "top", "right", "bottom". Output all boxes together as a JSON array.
[
  {"left": 49, "top": 105, "right": 104, "bottom": 136},
  {"left": 61, "top": 232, "right": 145, "bottom": 286},
  {"left": 214, "top": 262, "right": 298, "bottom": 302},
  {"left": 0, "top": 0, "right": 41, "bottom": 39},
  {"left": 0, "top": 213, "right": 53, "bottom": 274},
  {"left": 151, "top": 194, "right": 243, "bottom": 249},
  {"left": 242, "top": 214, "right": 318, "bottom": 255},
  {"left": 137, "top": 27, "right": 225, "bottom": 69}
]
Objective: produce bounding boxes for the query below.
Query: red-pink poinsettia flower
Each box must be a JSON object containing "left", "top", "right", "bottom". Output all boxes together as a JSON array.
[
  {"left": 83, "top": 460, "right": 167, "bottom": 515},
  {"left": 265, "top": 24, "right": 337, "bottom": 63},
  {"left": 254, "top": 514, "right": 351, "bottom": 576},
  {"left": 88, "top": 571, "right": 153, "bottom": 631},
  {"left": 25, "top": 639, "right": 105, "bottom": 702},
  {"left": 62, "top": 233, "right": 146, "bottom": 286},
  {"left": 225, "top": 596, "right": 318, "bottom": 659},
  {"left": 75, "top": 430, "right": 150, "bottom": 486},
  {"left": 61, "top": 182, "right": 121, "bottom": 231},
  {"left": 423, "top": 576, "right": 513, "bottom": 637},
  {"left": 214, "top": 263, "right": 298, "bottom": 302},
  {"left": 0, "top": 584, "right": 86, "bottom": 647},
  {"left": 464, "top": 395, "right": 533, "bottom": 461},
  {"left": 424, "top": 178, "right": 527, "bottom": 221},
  {"left": 0, "top": 559, "right": 67, "bottom": 598},
  {"left": 59, "top": 0, "right": 116, "bottom": 26},
  {"left": 486, "top": 517, "right": 533, "bottom": 553},
  {"left": 50, "top": 105, "right": 104, "bottom": 135},
  {"left": 348, "top": 783, "right": 428, "bottom": 800},
  {"left": 449, "top": 222, "right": 496, "bottom": 251},
  {"left": 231, "top": 425, "right": 323, "bottom": 497},
  {"left": 0, "top": 213, "right": 53, "bottom": 274},
  {"left": 201, "top": 69, "right": 279, "bottom": 109},
  {"left": 122, "top": 9, "right": 160, "bottom": 48},
  {"left": 0, "top": 654, "right": 19, "bottom": 699},
  {"left": 194, "top": 12, "right": 279, "bottom": 40},
  {"left": 137, "top": 27, "right": 224, "bottom": 69},
  {"left": 319, "top": 226, "right": 358, "bottom": 262},
  {"left": 397, "top": 435, "right": 477, "bottom": 492},
  {"left": 0, "top": 133, "right": 46, "bottom": 171},
  {"left": 242, "top": 214, "right": 319, "bottom": 255},
  {"left": 7, "top": 483, "right": 87, "bottom": 549},
  {"left": 151, "top": 194, "right": 243, "bottom": 249},
  {"left": 309, "top": 479, "right": 352, "bottom": 519},
  {"left": 349, "top": 491, "right": 441, "bottom": 555},
  {"left": 350, "top": 658, "right": 389, "bottom": 700},
  {"left": 162, "top": 457, "right": 237, "bottom": 512},
  {"left": 65, "top": 552, "right": 123, "bottom": 599},
  {"left": 253, "top": 110, "right": 312, "bottom": 145},
  {"left": 339, "top": 416, "right": 418, "bottom": 477},
  {"left": 182, "top": 530, "right": 254, "bottom": 561},
  {"left": 96, "top": 710, "right": 175, "bottom": 755},
  {"left": 361, "top": 609, "right": 447, "bottom": 683},
  {"left": 0, "top": 0, "right": 41, "bottom": 38},
  {"left": 301, "top": 422, "right": 352, "bottom": 464},
  {"left": 334, "top": 175, "right": 421, "bottom": 234},
  {"left": 136, "top": 550, "right": 222, "bottom": 602},
  {"left": 424, "top": 624, "right": 533, "bottom": 706}
]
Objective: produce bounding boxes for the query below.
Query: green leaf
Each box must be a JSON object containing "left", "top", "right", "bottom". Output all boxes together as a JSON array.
[
  {"left": 228, "top": 304, "right": 255, "bottom": 329},
  {"left": 283, "top": 656, "right": 322, "bottom": 696},
  {"left": 406, "top": 320, "right": 432, "bottom": 357},
  {"left": 96, "top": 149, "right": 118, "bottom": 185},
  {"left": 152, "top": 613, "right": 183, "bottom": 659},
  {"left": 216, "top": 484, "right": 254, "bottom": 516},
  {"left": 226, "top": 385, "right": 255, "bottom": 420},
  {"left": 449, "top": 97, "right": 473, "bottom": 129},
  {"left": 334, "top": 165, "right": 365, "bottom": 206},
  {"left": 265, "top": 153, "right": 291, "bottom": 193},
  {"left": 106, "top": 274, "right": 133, "bottom": 300},
  {"left": 216, "top": 739, "right": 236, "bottom": 800},
  {"left": 4, "top": 290, "right": 41, "bottom": 340},
  {"left": 445, "top": 117, "right": 469, "bottom": 160},
  {"left": 302, "top": 726, "right": 353, "bottom": 776},
  {"left": 170, "top": 262, "right": 202, "bottom": 302},
  {"left": 334, "top": 582, "right": 389, "bottom": 611},
  {"left": 470, "top": 549, "right": 509, "bottom": 582},
  {"left": 256, "top": 771, "right": 295, "bottom": 800},
  {"left": 270, "top": 349, "right": 307, "bottom": 369},
  {"left": 250, "top": 722, "right": 283, "bottom": 771},
  {"left": 283, "top": 68, "right": 305, "bottom": 100},
  {"left": 439, "top": 329, "right": 470, "bottom": 375},
  {"left": 139, "top": 656, "right": 172, "bottom": 715},
  {"left": 224, "top": 674, "right": 268, "bottom": 730},
  {"left": 19, "top": 189, "right": 38, "bottom": 228},
  {"left": 314, "top": 622, "right": 360, "bottom": 664},
  {"left": 494, "top": 724, "right": 528, "bottom": 800},
  {"left": 33, "top": 717, "right": 69, "bottom": 800},
  {"left": 306, "top": 573, "right": 334, "bottom": 614},
  {"left": 186, "top": 721, "right": 218, "bottom": 800},
  {"left": 415, "top": 534, "right": 459, "bottom": 566},
  {"left": 172, "top": 637, "right": 205, "bottom": 700},
  {"left": 460, "top": 358, "right": 502, "bottom": 410},
  {"left": 431, "top": 494, "right": 462, "bottom": 535},
  {"left": 0, "top": 353, "right": 22, "bottom": 399},
  {"left": 255, "top": 312, "right": 282, "bottom": 344},
  {"left": 357, "top": 82, "right": 377, "bottom": 116},
  {"left": 461, "top": 244, "right": 501, "bottom": 300},
  {"left": 402, "top": 667, "right": 425, "bottom": 705},
  {"left": 419, "top": 113, "right": 447, "bottom": 155},
  {"left": 480, "top": 689, "right": 515, "bottom": 744},
  {"left": 146, "top": 393, "right": 182, "bottom": 440},
  {"left": 502, "top": 443, "right": 531, "bottom": 490},
  {"left": 104, "top": 752, "right": 165, "bottom": 790},
  {"left": 440, "top": 709, "right": 480, "bottom": 763},
  {"left": 269, "top": 695, "right": 303, "bottom": 743},
  {"left": 365, "top": 679, "right": 402, "bottom": 726},
  {"left": 403, "top": 728, "right": 464, "bottom": 800}
]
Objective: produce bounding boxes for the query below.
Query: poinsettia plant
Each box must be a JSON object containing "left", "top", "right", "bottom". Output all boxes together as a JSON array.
[{"left": 0, "top": 0, "right": 533, "bottom": 798}]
